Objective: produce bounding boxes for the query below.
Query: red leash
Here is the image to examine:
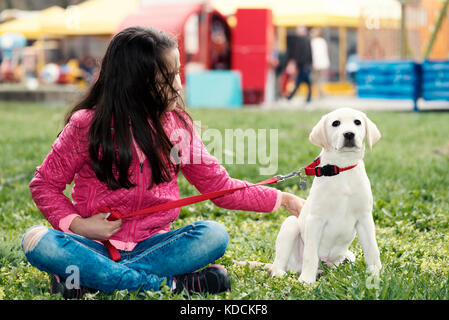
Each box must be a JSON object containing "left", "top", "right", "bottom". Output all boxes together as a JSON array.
[
  {"left": 95, "top": 156, "right": 358, "bottom": 261},
  {"left": 94, "top": 175, "right": 282, "bottom": 261}
]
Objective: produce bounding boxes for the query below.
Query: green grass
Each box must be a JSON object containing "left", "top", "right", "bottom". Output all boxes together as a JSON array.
[{"left": 1, "top": 102, "right": 449, "bottom": 300}]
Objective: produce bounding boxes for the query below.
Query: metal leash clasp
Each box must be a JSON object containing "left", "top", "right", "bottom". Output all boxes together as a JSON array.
[
  {"left": 276, "top": 168, "right": 308, "bottom": 190},
  {"left": 276, "top": 169, "right": 303, "bottom": 182}
]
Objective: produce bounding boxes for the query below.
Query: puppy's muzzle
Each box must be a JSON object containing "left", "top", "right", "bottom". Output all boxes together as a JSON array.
[{"left": 343, "top": 132, "right": 356, "bottom": 148}]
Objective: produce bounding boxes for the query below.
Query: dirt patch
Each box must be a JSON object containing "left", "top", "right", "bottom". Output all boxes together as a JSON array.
[{"left": 433, "top": 143, "right": 449, "bottom": 157}]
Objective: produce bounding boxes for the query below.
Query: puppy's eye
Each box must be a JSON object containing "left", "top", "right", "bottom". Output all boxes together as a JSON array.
[
  {"left": 332, "top": 120, "right": 341, "bottom": 127},
  {"left": 354, "top": 119, "right": 361, "bottom": 126}
]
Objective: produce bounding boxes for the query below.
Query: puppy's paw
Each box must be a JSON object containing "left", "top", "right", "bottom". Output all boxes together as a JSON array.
[
  {"left": 367, "top": 263, "right": 381, "bottom": 275},
  {"left": 269, "top": 266, "right": 286, "bottom": 277},
  {"left": 344, "top": 250, "right": 356, "bottom": 263},
  {"left": 298, "top": 273, "right": 316, "bottom": 285}
]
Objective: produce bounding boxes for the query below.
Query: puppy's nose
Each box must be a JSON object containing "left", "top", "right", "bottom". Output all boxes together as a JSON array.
[{"left": 344, "top": 132, "right": 355, "bottom": 140}]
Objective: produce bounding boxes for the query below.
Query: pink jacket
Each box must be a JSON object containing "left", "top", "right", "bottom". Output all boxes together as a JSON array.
[{"left": 29, "top": 109, "right": 282, "bottom": 251}]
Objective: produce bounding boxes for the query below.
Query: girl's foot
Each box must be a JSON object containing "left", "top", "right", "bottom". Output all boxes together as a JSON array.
[
  {"left": 173, "top": 264, "right": 231, "bottom": 294},
  {"left": 49, "top": 274, "right": 89, "bottom": 299}
]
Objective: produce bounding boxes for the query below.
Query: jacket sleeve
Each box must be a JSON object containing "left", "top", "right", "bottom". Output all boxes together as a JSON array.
[
  {"left": 179, "top": 125, "right": 282, "bottom": 213},
  {"left": 29, "top": 114, "right": 89, "bottom": 231}
]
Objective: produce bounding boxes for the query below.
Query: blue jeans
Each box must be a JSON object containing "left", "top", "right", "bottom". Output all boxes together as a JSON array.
[{"left": 22, "top": 220, "right": 229, "bottom": 293}]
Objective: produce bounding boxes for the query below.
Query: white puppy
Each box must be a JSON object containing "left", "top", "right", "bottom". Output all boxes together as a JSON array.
[{"left": 270, "top": 107, "right": 382, "bottom": 285}]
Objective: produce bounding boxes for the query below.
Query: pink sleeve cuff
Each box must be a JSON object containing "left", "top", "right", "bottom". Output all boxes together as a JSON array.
[
  {"left": 58, "top": 214, "right": 81, "bottom": 233},
  {"left": 272, "top": 189, "right": 283, "bottom": 211}
]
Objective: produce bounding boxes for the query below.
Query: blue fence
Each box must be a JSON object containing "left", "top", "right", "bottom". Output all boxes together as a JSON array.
[
  {"left": 356, "top": 60, "right": 449, "bottom": 111},
  {"left": 421, "top": 60, "right": 449, "bottom": 102},
  {"left": 356, "top": 61, "right": 421, "bottom": 111}
]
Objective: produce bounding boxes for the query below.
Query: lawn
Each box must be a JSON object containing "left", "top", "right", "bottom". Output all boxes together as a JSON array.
[{"left": 0, "top": 102, "right": 448, "bottom": 300}]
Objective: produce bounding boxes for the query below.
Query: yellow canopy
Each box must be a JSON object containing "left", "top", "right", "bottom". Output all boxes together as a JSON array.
[
  {"left": 0, "top": 6, "right": 65, "bottom": 38},
  {"left": 211, "top": 0, "right": 401, "bottom": 27},
  {"left": 41, "top": 0, "right": 140, "bottom": 36}
]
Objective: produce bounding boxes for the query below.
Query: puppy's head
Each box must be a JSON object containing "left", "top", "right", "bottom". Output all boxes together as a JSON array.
[{"left": 309, "top": 108, "right": 381, "bottom": 152}]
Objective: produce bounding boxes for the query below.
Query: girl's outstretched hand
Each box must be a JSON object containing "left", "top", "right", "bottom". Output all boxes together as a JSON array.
[
  {"left": 281, "top": 192, "right": 306, "bottom": 217},
  {"left": 70, "top": 213, "right": 122, "bottom": 241}
]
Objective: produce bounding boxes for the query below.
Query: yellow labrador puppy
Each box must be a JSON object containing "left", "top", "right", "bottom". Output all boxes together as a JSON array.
[{"left": 270, "top": 107, "right": 382, "bottom": 285}]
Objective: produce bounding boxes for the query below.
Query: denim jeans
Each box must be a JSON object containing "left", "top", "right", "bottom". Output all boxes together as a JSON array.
[{"left": 22, "top": 220, "right": 229, "bottom": 293}]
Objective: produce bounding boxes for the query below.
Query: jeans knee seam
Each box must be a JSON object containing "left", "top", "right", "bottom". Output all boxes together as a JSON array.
[
  {"left": 65, "top": 234, "right": 107, "bottom": 257},
  {"left": 122, "top": 232, "right": 187, "bottom": 265}
]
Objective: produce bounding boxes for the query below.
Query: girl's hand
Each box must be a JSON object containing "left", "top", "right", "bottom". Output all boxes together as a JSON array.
[
  {"left": 70, "top": 213, "right": 122, "bottom": 241},
  {"left": 281, "top": 192, "right": 306, "bottom": 217}
]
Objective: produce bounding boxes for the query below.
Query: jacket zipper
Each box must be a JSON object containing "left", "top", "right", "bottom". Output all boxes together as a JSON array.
[
  {"left": 137, "top": 162, "right": 145, "bottom": 210},
  {"left": 128, "top": 139, "right": 146, "bottom": 248},
  {"left": 128, "top": 161, "right": 145, "bottom": 246}
]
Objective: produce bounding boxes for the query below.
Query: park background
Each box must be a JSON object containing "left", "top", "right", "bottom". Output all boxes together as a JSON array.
[{"left": 0, "top": 0, "right": 449, "bottom": 300}]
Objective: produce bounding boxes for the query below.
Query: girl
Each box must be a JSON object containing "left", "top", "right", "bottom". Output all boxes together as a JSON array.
[{"left": 21, "top": 27, "right": 305, "bottom": 298}]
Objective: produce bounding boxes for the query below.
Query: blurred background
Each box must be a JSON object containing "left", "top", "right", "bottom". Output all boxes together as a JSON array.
[{"left": 0, "top": 0, "right": 448, "bottom": 110}]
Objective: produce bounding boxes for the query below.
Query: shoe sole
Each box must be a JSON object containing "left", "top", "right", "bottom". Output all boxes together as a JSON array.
[{"left": 207, "top": 264, "right": 231, "bottom": 293}]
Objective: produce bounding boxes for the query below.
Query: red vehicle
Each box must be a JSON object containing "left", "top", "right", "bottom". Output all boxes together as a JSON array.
[
  {"left": 118, "top": 3, "right": 231, "bottom": 84},
  {"left": 118, "top": 4, "right": 274, "bottom": 105}
]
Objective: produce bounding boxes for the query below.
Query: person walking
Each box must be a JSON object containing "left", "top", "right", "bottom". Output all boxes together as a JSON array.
[
  {"left": 310, "top": 28, "right": 330, "bottom": 98},
  {"left": 286, "top": 26, "right": 313, "bottom": 102}
]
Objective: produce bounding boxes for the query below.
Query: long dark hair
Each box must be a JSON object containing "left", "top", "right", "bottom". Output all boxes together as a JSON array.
[{"left": 65, "top": 26, "right": 192, "bottom": 190}]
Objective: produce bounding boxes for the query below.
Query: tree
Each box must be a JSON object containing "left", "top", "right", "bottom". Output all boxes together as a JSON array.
[
  {"left": 424, "top": 0, "right": 449, "bottom": 59},
  {"left": 398, "top": 0, "right": 411, "bottom": 59}
]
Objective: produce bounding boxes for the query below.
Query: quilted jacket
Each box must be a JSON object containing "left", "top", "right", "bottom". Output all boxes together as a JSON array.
[{"left": 29, "top": 109, "right": 282, "bottom": 251}]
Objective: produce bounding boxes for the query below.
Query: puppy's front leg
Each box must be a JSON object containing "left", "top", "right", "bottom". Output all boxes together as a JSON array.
[
  {"left": 356, "top": 215, "right": 382, "bottom": 274},
  {"left": 271, "top": 216, "right": 300, "bottom": 277},
  {"left": 298, "top": 216, "right": 325, "bottom": 285}
]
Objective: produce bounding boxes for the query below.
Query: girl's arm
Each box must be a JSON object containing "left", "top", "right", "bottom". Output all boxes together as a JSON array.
[
  {"left": 29, "top": 112, "right": 87, "bottom": 231},
  {"left": 179, "top": 124, "right": 284, "bottom": 213}
]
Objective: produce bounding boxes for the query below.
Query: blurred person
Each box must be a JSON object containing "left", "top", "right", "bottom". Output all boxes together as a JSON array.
[
  {"left": 310, "top": 28, "right": 330, "bottom": 98},
  {"left": 279, "top": 59, "right": 296, "bottom": 98},
  {"left": 286, "top": 26, "right": 313, "bottom": 102},
  {"left": 265, "top": 49, "right": 280, "bottom": 105},
  {"left": 79, "top": 55, "right": 98, "bottom": 84},
  {"left": 1, "top": 57, "right": 18, "bottom": 82},
  {"left": 22, "top": 46, "right": 38, "bottom": 80},
  {"left": 210, "top": 18, "right": 230, "bottom": 70},
  {"left": 58, "top": 59, "right": 83, "bottom": 84},
  {"left": 274, "top": 50, "right": 287, "bottom": 98},
  {"left": 13, "top": 56, "right": 23, "bottom": 82},
  {"left": 346, "top": 48, "right": 358, "bottom": 82},
  {"left": 21, "top": 26, "right": 305, "bottom": 298},
  {"left": 265, "top": 27, "right": 280, "bottom": 105}
]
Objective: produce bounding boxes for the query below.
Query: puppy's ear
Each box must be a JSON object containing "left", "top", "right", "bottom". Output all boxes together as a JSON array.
[
  {"left": 364, "top": 115, "right": 381, "bottom": 151},
  {"left": 309, "top": 115, "right": 329, "bottom": 149}
]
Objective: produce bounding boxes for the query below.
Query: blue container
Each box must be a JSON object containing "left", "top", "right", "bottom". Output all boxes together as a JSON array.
[
  {"left": 421, "top": 60, "right": 449, "bottom": 102},
  {"left": 186, "top": 71, "right": 243, "bottom": 108}
]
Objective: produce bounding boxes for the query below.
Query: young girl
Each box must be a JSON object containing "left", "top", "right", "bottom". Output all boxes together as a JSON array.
[{"left": 21, "top": 27, "right": 305, "bottom": 298}]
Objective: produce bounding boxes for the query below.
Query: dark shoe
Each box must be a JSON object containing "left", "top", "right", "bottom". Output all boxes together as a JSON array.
[
  {"left": 173, "top": 264, "right": 231, "bottom": 295},
  {"left": 49, "top": 274, "right": 88, "bottom": 299}
]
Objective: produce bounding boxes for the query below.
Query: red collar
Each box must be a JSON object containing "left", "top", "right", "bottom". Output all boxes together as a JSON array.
[{"left": 304, "top": 157, "right": 358, "bottom": 177}]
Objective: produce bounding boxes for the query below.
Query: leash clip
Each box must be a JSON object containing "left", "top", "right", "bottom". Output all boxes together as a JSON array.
[{"left": 276, "top": 169, "right": 304, "bottom": 182}]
